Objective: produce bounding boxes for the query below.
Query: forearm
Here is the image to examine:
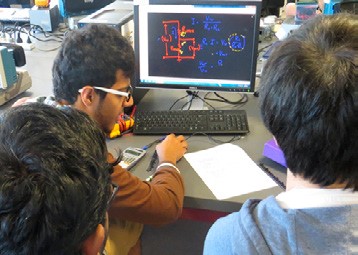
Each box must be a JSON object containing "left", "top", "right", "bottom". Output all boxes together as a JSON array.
[{"left": 108, "top": 165, "right": 184, "bottom": 225}]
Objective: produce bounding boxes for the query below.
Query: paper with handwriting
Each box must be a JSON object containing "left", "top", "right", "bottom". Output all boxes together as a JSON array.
[{"left": 184, "top": 143, "right": 278, "bottom": 200}]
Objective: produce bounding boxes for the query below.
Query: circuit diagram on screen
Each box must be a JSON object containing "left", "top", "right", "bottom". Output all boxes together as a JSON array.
[
  {"left": 155, "top": 14, "right": 249, "bottom": 74},
  {"left": 161, "top": 20, "right": 201, "bottom": 61}
]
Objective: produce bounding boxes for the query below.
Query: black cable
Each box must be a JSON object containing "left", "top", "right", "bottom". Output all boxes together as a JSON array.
[
  {"left": 146, "top": 151, "right": 159, "bottom": 172},
  {"left": 28, "top": 25, "right": 63, "bottom": 43},
  {"left": 257, "top": 42, "right": 274, "bottom": 57},
  {"left": 26, "top": 35, "right": 32, "bottom": 43},
  {"left": 185, "top": 132, "right": 242, "bottom": 144},
  {"left": 180, "top": 92, "right": 195, "bottom": 110},
  {"left": 16, "top": 32, "right": 22, "bottom": 43},
  {"left": 144, "top": 137, "right": 166, "bottom": 172},
  {"left": 170, "top": 90, "right": 247, "bottom": 110},
  {"left": 183, "top": 91, "right": 216, "bottom": 110},
  {"left": 19, "top": 23, "right": 32, "bottom": 43},
  {"left": 110, "top": 149, "right": 123, "bottom": 168},
  {"left": 169, "top": 94, "right": 191, "bottom": 110},
  {"left": 204, "top": 92, "right": 248, "bottom": 106},
  {"left": 192, "top": 92, "right": 216, "bottom": 110},
  {"left": 0, "top": 23, "right": 65, "bottom": 47}
]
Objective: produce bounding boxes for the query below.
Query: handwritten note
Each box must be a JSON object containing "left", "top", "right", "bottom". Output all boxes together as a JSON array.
[{"left": 184, "top": 143, "right": 278, "bottom": 200}]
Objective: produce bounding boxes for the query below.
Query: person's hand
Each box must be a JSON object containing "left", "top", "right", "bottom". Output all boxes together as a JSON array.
[
  {"left": 12, "top": 97, "right": 31, "bottom": 107},
  {"left": 156, "top": 134, "right": 188, "bottom": 165}
]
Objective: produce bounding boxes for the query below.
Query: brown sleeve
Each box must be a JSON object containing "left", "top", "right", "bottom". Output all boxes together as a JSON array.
[{"left": 108, "top": 154, "right": 184, "bottom": 226}]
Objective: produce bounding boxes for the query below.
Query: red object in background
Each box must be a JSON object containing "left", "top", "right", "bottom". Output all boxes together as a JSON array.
[
  {"left": 181, "top": 208, "right": 229, "bottom": 223},
  {"left": 295, "top": 4, "right": 318, "bottom": 24}
]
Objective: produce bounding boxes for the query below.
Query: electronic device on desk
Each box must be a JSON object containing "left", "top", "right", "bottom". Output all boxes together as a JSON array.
[
  {"left": 0, "top": 7, "right": 30, "bottom": 23},
  {"left": 58, "top": 0, "right": 114, "bottom": 18},
  {"left": 0, "top": 0, "right": 33, "bottom": 8},
  {"left": 119, "top": 147, "right": 146, "bottom": 170},
  {"left": 29, "top": 5, "right": 60, "bottom": 32},
  {"left": 77, "top": 1, "right": 133, "bottom": 32},
  {"left": 322, "top": 0, "right": 358, "bottom": 14},
  {"left": 0, "top": 45, "right": 32, "bottom": 105},
  {"left": 134, "top": 0, "right": 261, "bottom": 95},
  {"left": 261, "top": 0, "right": 284, "bottom": 17},
  {"left": 133, "top": 0, "right": 261, "bottom": 134}
]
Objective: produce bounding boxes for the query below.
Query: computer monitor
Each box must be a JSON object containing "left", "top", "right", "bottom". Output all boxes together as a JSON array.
[
  {"left": 134, "top": 0, "right": 262, "bottom": 95},
  {"left": 261, "top": 0, "right": 284, "bottom": 17},
  {"left": 58, "top": 0, "right": 114, "bottom": 18}
]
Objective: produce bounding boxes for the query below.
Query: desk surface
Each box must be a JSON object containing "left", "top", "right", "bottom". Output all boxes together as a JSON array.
[
  {"left": 0, "top": 42, "right": 287, "bottom": 213},
  {"left": 107, "top": 89, "right": 287, "bottom": 213}
]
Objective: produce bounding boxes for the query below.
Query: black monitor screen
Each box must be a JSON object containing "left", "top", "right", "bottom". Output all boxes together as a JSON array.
[
  {"left": 58, "top": 0, "right": 114, "bottom": 17},
  {"left": 134, "top": 0, "right": 261, "bottom": 93}
]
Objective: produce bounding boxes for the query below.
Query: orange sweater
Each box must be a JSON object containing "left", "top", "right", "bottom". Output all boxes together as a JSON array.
[{"left": 106, "top": 153, "right": 185, "bottom": 254}]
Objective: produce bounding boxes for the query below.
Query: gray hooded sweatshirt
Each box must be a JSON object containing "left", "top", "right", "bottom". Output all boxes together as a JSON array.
[{"left": 204, "top": 196, "right": 358, "bottom": 255}]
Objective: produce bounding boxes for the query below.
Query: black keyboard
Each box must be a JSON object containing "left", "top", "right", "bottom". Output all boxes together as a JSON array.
[{"left": 133, "top": 110, "right": 249, "bottom": 135}]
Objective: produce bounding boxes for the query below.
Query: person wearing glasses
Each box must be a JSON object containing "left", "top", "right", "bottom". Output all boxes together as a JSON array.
[
  {"left": 0, "top": 103, "right": 116, "bottom": 255},
  {"left": 13, "top": 24, "right": 188, "bottom": 255},
  {"left": 204, "top": 13, "right": 358, "bottom": 255}
]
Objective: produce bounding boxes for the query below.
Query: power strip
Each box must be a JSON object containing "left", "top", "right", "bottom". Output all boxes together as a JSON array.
[{"left": 0, "top": 37, "right": 35, "bottom": 51}]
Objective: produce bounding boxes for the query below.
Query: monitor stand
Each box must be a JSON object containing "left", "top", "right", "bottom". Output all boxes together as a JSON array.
[{"left": 182, "top": 91, "right": 208, "bottom": 110}]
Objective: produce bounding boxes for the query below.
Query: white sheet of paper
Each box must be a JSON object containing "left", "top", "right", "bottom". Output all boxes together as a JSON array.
[{"left": 184, "top": 143, "right": 278, "bottom": 200}]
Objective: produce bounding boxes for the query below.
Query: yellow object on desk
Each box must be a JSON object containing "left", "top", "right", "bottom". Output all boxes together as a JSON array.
[
  {"left": 34, "top": 0, "right": 50, "bottom": 8},
  {"left": 109, "top": 123, "right": 121, "bottom": 139},
  {"left": 108, "top": 114, "right": 135, "bottom": 139}
]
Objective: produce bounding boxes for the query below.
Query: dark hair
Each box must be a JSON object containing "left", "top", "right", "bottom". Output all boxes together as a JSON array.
[
  {"left": 0, "top": 104, "right": 112, "bottom": 254},
  {"left": 52, "top": 24, "right": 135, "bottom": 104},
  {"left": 259, "top": 13, "right": 358, "bottom": 189}
]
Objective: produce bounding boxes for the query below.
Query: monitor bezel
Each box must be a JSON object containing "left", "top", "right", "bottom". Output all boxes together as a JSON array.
[{"left": 134, "top": 0, "right": 262, "bottom": 94}]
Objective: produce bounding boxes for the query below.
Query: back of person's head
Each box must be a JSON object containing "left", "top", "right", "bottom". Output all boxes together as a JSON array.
[
  {"left": 0, "top": 104, "right": 112, "bottom": 254},
  {"left": 52, "top": 24, "right": 135, "bottom": 104},
  {"left": 259, "top": 13, "right": 358, "bottom": 189}
]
